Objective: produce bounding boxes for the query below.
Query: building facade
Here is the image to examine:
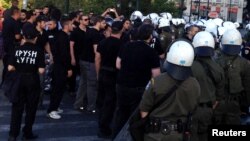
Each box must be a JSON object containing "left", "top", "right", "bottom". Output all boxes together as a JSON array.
[{"left": 183, "top": 0, "right": 248, "bottom": 23}]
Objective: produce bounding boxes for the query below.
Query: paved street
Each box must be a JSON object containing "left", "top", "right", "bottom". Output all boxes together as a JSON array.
[
  {"left": 0, "top": 91, "right": 112, "bottom": 141},
  {"left": 0, "top": 62, "right": 111, "bottom": 141},
  {"left": 0, "top": 91, "right": 114, "bottom": 141}
]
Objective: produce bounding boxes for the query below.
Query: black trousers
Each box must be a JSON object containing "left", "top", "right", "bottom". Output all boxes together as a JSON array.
[
  {"left": 9, "top": 74, "right": 40, "bottom": 137},
  {"left": 1, "top": 54, "right": 9, "bottom": 86},
  {"left": 97, "top": 70, "right": 117, "bottom": 135},
  {"left": 112, "top": 84, "right": 145, "bottom": 138},
  {"left": 47, "top": 64, "right": 67, "bottom": 113}
]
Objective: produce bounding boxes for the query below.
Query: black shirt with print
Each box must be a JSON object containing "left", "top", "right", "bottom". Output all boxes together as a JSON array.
[
  {"left": 9, "top": 42, "right": 45, "bottom": 73},
  {"left": 97, "top": 36, "right": 123, "bottom": 69},
  {"left": 117, "top": 41, "right": 160, "bottom": 87}
]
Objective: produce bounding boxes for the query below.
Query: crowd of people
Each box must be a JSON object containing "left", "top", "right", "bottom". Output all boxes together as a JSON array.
[{"left": 1, "top": 0, "right": 250, "bottom": 141}]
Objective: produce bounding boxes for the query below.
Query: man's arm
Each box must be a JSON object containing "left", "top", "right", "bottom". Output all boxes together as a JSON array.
[
  {"left": 116, "top": 57, "right": 121, "bottom": 70},
  {"left": 95, "top": 52, "right": 101, "bottom": 78},
  {"left": 70, "top": 41, "right": 76, "bottom": 66},
  {"left": 151, "top": 68, "right": 161, "bottom": 78}
]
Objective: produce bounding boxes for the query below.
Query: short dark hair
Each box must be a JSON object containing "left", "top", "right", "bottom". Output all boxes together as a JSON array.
[
  {"left": 137, "top": 24, "right": 154, "bottom": 40},
  {"left": 26, "top": 10, "right": 34, "bottom": 20},
  {"left": 10, "top": 6, "right": 19, "bottom": 16},
  {"left": 60, "top": 17, "right": 72, "bottom": 28},
  {"left": 21, "top": 9, "right": 27, "bottom": 13},
  {"left": 34, "top": 15, "right": 48, "bottom": 26},
  {"left": 91, "top": 15, "right": 105, "bottom": 25}
]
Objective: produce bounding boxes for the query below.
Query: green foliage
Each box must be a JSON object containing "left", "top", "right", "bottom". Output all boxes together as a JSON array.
[
  {"left": 0, "top": 0, "right": 11, "bottom": 8},
  {"left": 24, "top": 0, "right": 178, "bottom": 17},
  {"left": 147, "top": 0, "right": 178, "bottom": 16}
]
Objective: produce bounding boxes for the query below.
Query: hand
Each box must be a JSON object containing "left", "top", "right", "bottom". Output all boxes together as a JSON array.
[
  {"left": 213, "top": 101, "right": 219, "bottom": 110},
  {"left": 67, "top": 70, "right": 73, "bottom": 78},
  {"left": 49, "top": 54, "right": 54, "bottom": 64},
  {"left": 71, "top": 58, "right": 76, "bottom": 66}
]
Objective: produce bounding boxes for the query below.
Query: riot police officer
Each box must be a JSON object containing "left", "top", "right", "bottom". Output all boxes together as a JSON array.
[
  {"left": 7, "top": 27, "right": 45, "bottom": 141},
  {"left": 214, "top": 29, "right": 250, "bottom": 125},
  {"left": 140, "top": 40, "right": 200, "bottom": 141},
  {"left": 191, "top": 31, "right": 225, "bottom": 141}
]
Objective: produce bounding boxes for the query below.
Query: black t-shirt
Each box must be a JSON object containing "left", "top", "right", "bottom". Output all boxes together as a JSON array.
[
  {"left": 22, "top": 21, "right": 35, "bottom": 32},
  {"left": 46, "top": 28, "right": 60, "bottom": 54},
  {"left": 9, "top": 42, "right": 45, "bottom": 73},
  {"left": 36, "top": 29, "right": 48, "bottom": 51},
  {"left": 70, "top": 27, "right": 87, "bottom": 61},
  {"left": 97, "top": 36, "right": 123, "bottom": 69},
  {"left": 117, "top": 41, "right": 160, "bottom": 87},
  {"left": 149, "top": 37, "right": 164, "bottom": 56},
  {"left": 2, "top": 17, "right": 21, "bottom": 53},
  {"left": 53, "top": 30, "right": 71, "bottom": 71},
  {"left": 83, "top": 27, "right": 105, "bottom": 63}
]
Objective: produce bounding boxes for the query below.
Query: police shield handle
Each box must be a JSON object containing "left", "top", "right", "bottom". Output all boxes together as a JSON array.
[{"left": 67, "top": 70, "right": 73, "bottom": 78}]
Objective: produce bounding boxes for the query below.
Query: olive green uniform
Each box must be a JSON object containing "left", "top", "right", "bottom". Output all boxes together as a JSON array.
[
  {"left": 214, "top": 53, "right": 250, "bottom": 124},
  {"left": 159, "top": 31, "right": 173, "bottom": 52},
  {"left": 140, "top": 73, "right": 200, "bottom": 141},
  {"left": 191, "top": 57, "right": 225, "bottom": 141}
]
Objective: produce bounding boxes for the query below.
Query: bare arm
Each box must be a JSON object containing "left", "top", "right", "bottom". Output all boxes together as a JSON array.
[
  {"left": 95, "top": 52, "right": 101, "bottom": 78},
  {"left": 140, "top": 111, "right": 148, "bottom": 118},
  {"left": 44, "top": 42, "right": 53, "bottom": 64},
  {"left": 38, "top": 68, "right": 45, "bottom": 74},
  {"left": 116, "top": 57, "right": 121, "bottom": 70},
  {"left": 151, "top": 68, "right": 161, "bottom": 78},
  {"left": 70, "top": 41, "right": 76, "bottom": 66}
]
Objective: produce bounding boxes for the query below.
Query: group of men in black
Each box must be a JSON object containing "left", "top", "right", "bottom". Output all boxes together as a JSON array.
[{"left": 1, "top": 2, "right": 165, "bottom": 140}]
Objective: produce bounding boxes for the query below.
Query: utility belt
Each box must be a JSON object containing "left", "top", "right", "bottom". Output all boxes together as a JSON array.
[
  {"left": 146, "top": 117, "right": 186, "bottom": 135},
  {"left": 223, "top": 92, "right": 243, "bottom": 102},
  {"left": 199, "top": 101, "right": 213, "bottom": 108}
]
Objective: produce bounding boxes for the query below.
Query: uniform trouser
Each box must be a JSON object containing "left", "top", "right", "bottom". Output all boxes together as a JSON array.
[
  {"left": 144, "top": 132, "right": 183, "bottom": 141},
  {"left": 74, "top": 60, "right": 87, "bottom": 108},
  {"left": 191, "top": 105, "right": 213, "bottom": 141},
  {"left": 68, "top": 64, "right": 79, "bottom": 93},
  {"left": 9, "top": 74, "right": 40, "bottom": 137},
  {"left": 74, "top": 61, "right": 97, "bottom": 110},
  {"left": 47, "top": 64, "right": 67, "bottom": 113},
  {"left": 213, "top": 100, "right": 241, "bottom": 125},
  {"left": 97, "top": 70, "right": 117, "bottom": 135},
  {"left": 112, "top": 84, "right": 144, "bottom": 138}
]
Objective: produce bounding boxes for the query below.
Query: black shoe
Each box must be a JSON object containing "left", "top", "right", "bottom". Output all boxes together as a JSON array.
[
  {"left": 8, "top": 136, "right": 16, "bottom": 141},
  {"left": 22, "top": 133, "right": 38, "bottom": 140}
]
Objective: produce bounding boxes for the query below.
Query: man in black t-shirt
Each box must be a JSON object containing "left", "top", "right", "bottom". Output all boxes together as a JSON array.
[
  {"left": 70, "top": 15, "right": 89, "bottom": 109},
  {"left": 47, "top": 18, "right": 73, "bottom": 119},
  {"left": 95, "top": 21, "right": 124, "bottom": 138},
  {"left": 113, "top": 24, "right": 161, "bottom": 138},
  {"left": 79, "top": 16, "right": 106, "bottom": 113},
  {"left": 7, "top": 26, "right": 45, "bottom": 141},
  {"left": 2, "top": 6, "right": 21, "bottom": 86}
]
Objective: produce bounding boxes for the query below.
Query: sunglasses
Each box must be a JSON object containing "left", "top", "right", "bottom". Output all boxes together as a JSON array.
[{"left": 82, "top": 18, "right": 89, "bottom": 21}]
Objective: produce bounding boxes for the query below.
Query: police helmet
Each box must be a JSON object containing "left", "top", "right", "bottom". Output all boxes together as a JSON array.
[
  {"left": 193, "top": 31, "right": 215, "bottom": 56},
  {"left": 221, "top": 29, "right": 242, "bottom": 55},
  {"left": 205, "top": 20, "right": 217, "bottom": 39},
  {"left": 164, "top": 40, "right": 195, "bottom": 80},
  {"left": 222, "top": 21, "right": 236, "bottom": 30},
  {"left": 160, "top": 12, "right": 172, "bottom": 21},
  {"left": 130, "top": 11, "right": 143, "bottom": 21},
  {"left": 158, "top": 18, "right": 170, "bottom": 28},
  {"left": 105, "top": 17, "right": 114, "bottom": 27},
  {"left": 213, "top": 18, "right": 223, "bottom": 27},
  {"left": 146, "top": 13, "right": 159, "bottom": 26}
]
